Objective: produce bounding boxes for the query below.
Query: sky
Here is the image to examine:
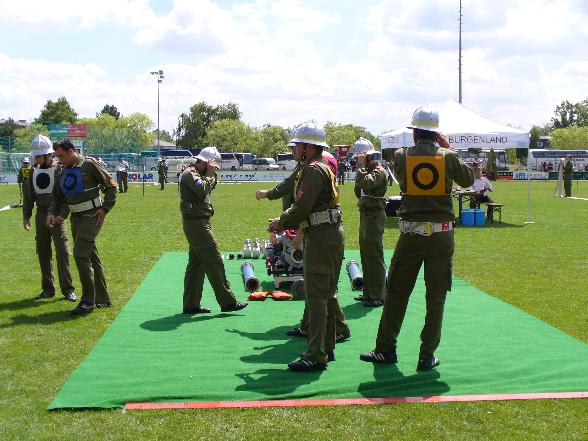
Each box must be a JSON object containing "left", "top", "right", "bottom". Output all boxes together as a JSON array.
[{"left": 1, "top": 0, "right": 587, "bottom": 137}]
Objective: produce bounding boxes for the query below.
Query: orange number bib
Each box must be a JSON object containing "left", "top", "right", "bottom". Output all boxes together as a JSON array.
[{"left": 406, "top": 155, "right": 446, "bottom": 196}]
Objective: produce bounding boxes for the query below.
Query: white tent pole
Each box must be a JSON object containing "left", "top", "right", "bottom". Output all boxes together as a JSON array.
[{"left": 525, "top": 144, "right": 534, "bottom": 224}]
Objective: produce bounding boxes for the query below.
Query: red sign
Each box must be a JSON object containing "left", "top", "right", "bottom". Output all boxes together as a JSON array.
[
  {"left": 67, "top": 124, "right": 87, "bottom": 137},
  {"left": 335, "top": 145, "right": 351, "bottom": 159}
]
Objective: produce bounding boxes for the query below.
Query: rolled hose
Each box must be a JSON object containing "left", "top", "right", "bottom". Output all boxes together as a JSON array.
[
  {"left": 241, "top": 261, "right": 260, "bottom": 292},
  {"left": 346, "top": 260, "right": 364, "bottom": 291}
]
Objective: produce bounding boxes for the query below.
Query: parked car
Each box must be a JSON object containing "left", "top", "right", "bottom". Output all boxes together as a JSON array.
[{"left": 252, "top": 157, "right": 280, "bottom": 170}]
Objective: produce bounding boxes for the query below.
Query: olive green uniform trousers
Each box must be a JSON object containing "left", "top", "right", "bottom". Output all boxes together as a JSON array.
[
  {"left": 359, "top": 210, "right": 386, "bottom": 300},
  {"left": 182, "top": 218, "right": 237, "bottom": 310},
  {"left": 299, "top": 298, "right": 348, "bottom": 336},
  {"left": 302, "top": 223, "right": 345, "bottom": 364},
  {"left": 564, "top": 177, "right": 572, "bottom": 197},
  {"left": 71, "top": 212, "right": 111, "bottom": 305},
  {"left": 35, "top": 210, "right": 75, "bottom": 295},
  {"left": 375, "top": 230, "right": 454, "bottom": 359},
  {"left": 117, "top": 171, "right": 128, "bottom": 193}
]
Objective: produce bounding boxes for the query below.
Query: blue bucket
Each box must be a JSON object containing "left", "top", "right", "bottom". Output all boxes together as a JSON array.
[
  {"left": 461, "top": 209, "right": 475, "bottom": 226},
  {"left": 474, "top": 209, "right": 486, "bottom": 225}
]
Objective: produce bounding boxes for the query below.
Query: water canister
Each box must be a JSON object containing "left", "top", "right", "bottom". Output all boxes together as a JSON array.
[
  {"left": 474, "top": 208, "right": 486, "bottom": 226},
  {"left": 461, "top": 209, "right": 475, "bottom": 226}
]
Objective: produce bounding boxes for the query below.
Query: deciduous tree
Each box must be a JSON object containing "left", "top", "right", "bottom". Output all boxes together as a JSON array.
[
  {"left": 97, "top": 104, "right": 121, "bottom": 120},
  {"left": 175, "top": 102, "right": 241, "bottom": 148},
  {"left": 35, "top": 97, "right": 78, "bottom": 125}
]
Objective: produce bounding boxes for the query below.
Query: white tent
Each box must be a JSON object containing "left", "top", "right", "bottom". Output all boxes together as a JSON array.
[{"left": 380, "top": 100, "right": 529, "bottom": 149}]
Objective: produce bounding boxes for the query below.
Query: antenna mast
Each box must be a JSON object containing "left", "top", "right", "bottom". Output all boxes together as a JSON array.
[{"left": 458, "top": 0, "right": 463, "bottom": 103}]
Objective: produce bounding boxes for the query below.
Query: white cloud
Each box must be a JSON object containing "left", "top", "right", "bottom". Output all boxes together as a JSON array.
[
  {"left": 0, "top": 0, "right": 155, "bottom": 28},
  {"left": 1, "top": 0, "right": 588, "bottom": 135}
]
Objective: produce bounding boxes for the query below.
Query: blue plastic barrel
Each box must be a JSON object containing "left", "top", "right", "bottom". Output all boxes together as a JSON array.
[
  {"left": 474, "top": 209, "right": 486, "bottom": 225},
  {"left": 461, "top": 209, "right": 475, "bottom": 226}
]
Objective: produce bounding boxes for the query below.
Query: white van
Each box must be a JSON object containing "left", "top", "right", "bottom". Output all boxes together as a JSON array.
[
  {"left": 527, "top": 149, "right": 588, "bottom": 171},
  {"left": 220, "top": 153, "right": 241, "bottom": 171},
  {"left": 276, "top": 152, "right": 298, "bottom": 170}
]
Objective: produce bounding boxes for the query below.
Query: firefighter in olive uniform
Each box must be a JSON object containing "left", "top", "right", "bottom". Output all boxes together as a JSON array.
[
  {"left": 268, "top": 120, "right": 344, "bottom": 371},
  {"left": 18, "top": 157, "right": 32, "bottom": 204},
  {"left": 563, "top": 154, "right": 574, "bottom": 197},
  {"left": 23, "top": 135, "right": 76, "bottom": 302},
  {"left": 360, "top": 105, "right": 474, "bottom": 372},
  {"left": 352, "top": 137, "right": 389, "bottom": 307},
  {"left": 257, "top": 145, "right": 351, "bottom": 343},
  {"left": 157, "top": 158, "right": 168, "bottom": 190},
  {"left": 180, "top": 147, "right": 248, "bottom": 314},
  {"left": 48, "top": 139, "right": 117, "bottom": 315},
  {"left": 486, "top": 148, "right": 497, "bottom": 181}
]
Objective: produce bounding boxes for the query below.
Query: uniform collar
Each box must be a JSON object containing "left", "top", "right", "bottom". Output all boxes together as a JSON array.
[
  {"left": 414, "top": 139, "right": 437, "bottom": 148},
  {"left": 72, "top": 155, "right": 85, "bottom": 168}
]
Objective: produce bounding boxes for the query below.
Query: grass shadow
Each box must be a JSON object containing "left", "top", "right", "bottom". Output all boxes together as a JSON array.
[
  {"left": 342, "top": 301, "right": 382, "bottom": 321},
  {"left": 0, "top": 310, "right": 81, "bottom": 328},
  {"left": 140, "top": 312, "right": 243, "bottom": 332},
  {"left": 357, "top": 363, "right": 450, "bottom": 398},
  {"left": 236, "top": 367, "right": 325, "bottom": 396},
  {"left": 0, "top": 297, "right": 64, "bottom": 312},
  {"left": 228, "top": 326, "right": 307, "bottom": 365},
  {"left": 233, "top": 328, "right": 326, "bottom": 395},
  {"left": 226, "top": 325, "right": 293, "bottom": 342}
]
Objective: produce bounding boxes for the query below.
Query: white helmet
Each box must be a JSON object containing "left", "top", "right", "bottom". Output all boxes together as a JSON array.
[
  {"left": 289, "top": 120, "right": 329, "bottom": 148},
  {"left": 31, "top": 134, "right": 54, "bottom": 157},
  {"left": 407, "top": 104, "right": 440, "bottom": 132},
  {"left": 23, "top": 157, "right": 31, "bottom": 164},
  {"left": 195, "top": 146, "right": 221, "bottom": 168},
  {"left": 351, "top": 137, "right": 375, "bottom": 158}
]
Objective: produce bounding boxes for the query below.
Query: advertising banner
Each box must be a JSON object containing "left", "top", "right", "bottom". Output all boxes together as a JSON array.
[
  {"left": 512, "top": 171, "right": 549, "bottom": 180},
  {"left": 67, "top": 124, "right": 87, "bottom": 137},
  {"left": 48, "top": 124, "right": 68, "bottom": 138}
]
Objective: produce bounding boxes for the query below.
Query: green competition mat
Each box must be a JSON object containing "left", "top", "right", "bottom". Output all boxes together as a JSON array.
[{"left": 49, "top": 251, "right": 588, "bottom": 409}]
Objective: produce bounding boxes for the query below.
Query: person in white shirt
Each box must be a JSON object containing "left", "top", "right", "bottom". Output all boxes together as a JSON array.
[
  {"left": 468, "top": 168, "right": 494, "bottom": 208},
  {"left": 116, "top": 159, "right": 129, "bottom": 193}
]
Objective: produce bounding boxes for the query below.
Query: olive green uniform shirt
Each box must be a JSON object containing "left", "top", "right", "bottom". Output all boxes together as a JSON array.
[
  {"left": 279, "top": 158, "right": 339, "bottom": 230},
  {"left": 179, "top": 167, "right": 217, "bottom": 219},
  {"left": 486, "top": 149, "right": 497, "bottom": 173},
  {"left": 267, "top": 164, "right": 302, "bottom": 211},
  {"left": 23, "top": 160, "right": 69, "bottom": 220},
  {"left": 394, "top": 141, "right": 474, "bottom": 222},
  {"left": 563, "top": 161, "right": 573, "bottom": 178},
  {"left": 354, "top": 164, "right": 389, "bottom": 212},
  {"left": 49, "top": 156, "right": 117, "bottom": 217},
  {"left": 18, "top": 165, "right": 32, "bottom": 185}
]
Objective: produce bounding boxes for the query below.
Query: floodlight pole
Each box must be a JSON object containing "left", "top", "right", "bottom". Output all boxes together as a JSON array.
[
  {"left": 458, "top": 0, "right": 463, "bottom": 104},
  {"left": 150, "top": 69, "right": 164, "bottom": 158}
]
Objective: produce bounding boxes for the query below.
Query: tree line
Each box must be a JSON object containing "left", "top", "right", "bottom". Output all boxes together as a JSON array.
[
  {"left": 530, "top": 98, "right": 588, "bottom": 150},
  {"left": 0, "top": 97, "right": 380, "bottom": 158},
  {"left": 3, "top": 96, "right": 586, "bottom": 157}
]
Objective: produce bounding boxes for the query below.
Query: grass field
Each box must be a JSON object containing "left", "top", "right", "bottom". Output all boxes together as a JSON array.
[{"left": 1, "top": 179, "right": 587, "bottom": 440}]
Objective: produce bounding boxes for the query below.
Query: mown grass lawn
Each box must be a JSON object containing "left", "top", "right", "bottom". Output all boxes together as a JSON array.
[{"left": 1, "top": 179, "right": 587, "bottom": 440}]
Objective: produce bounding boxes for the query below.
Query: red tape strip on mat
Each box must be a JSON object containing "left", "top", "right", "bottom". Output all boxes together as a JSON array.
[{"left": 124, "top": 391, "right": 588, "bottom": 410}]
